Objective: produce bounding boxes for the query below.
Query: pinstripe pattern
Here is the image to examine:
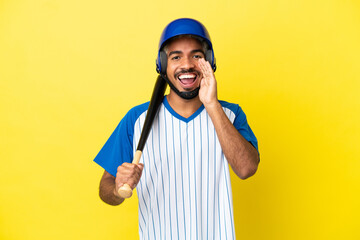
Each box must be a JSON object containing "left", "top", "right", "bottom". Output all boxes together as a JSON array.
[{"left": 134, "top": 103, "right": 237, "bottom": 240}]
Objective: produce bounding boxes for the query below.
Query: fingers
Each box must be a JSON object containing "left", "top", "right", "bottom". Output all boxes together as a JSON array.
[
  {"left": 116, "top": 163, "right": 144, "bottom": 191},
  {"left": 198, "top": 58, "right": 216, "bottom": 89},
  {"left": 198, "top": 58, "right": 218, "bottom": 106},
  {"left": 137, "top": 163, "right": 144, "bottom": 171},
  {"left": 198, "top": 58, "right": 213, "bottom": 79}
]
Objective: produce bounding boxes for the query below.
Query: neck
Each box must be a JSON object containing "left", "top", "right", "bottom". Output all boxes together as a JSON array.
[{"left": 166, "top": 91, "right": 203, "bottom": 118}]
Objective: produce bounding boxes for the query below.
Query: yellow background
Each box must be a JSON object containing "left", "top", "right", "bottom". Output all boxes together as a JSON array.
[{"left": 1, "top": 0, "right": 359, "bottom": 239}]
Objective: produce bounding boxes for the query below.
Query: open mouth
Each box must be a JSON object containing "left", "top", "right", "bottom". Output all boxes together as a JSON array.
[{"left": 175, "top": 71, "right": 200, "bottom": 89}]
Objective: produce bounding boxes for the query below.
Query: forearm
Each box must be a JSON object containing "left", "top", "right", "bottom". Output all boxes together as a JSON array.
[
  {"left": 205, "top": 101, "right": 259, "bottom": 179},
  {"left": 99, "top": 171, "right": 124, "bottom": 206}
]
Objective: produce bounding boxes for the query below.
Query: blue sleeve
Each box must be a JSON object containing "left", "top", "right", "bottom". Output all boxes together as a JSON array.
[
  {"left": 93, "top": 102, "right": 149, "bottom": 177},
  {"left": 233, "top": 106, "right": 259, "bottom": 154},
  {"left": 93, "top": 113, "right": 135, "bottom": 177},
  {"left": 220, "top": 101, "right": 259, "bottom": 154}
]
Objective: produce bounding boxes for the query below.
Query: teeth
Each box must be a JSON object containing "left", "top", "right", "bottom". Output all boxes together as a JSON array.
[{"left": 178, "top": 74, "right": 196, "bottom": 79}]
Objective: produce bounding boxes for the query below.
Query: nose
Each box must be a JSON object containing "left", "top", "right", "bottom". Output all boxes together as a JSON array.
[{"left": 181, "top": 56, "right": 196, "bottom": 69}]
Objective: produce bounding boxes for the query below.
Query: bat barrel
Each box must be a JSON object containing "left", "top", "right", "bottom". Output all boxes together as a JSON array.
[{"left": 137, "top": 75, "right": 167, "bottom": 151}]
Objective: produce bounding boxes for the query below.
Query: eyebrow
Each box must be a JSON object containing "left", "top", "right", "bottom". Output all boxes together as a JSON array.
[{"left": 168, "top": 49, "right": 205, "bottom": 57}]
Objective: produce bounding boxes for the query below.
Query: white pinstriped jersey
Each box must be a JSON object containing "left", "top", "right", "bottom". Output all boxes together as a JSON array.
[{"left": 94, "top": 97, "right": 258, "bottom": 240}]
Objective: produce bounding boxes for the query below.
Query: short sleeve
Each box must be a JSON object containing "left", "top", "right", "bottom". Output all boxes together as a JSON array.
[
  {"left": 93, "top": 114, "right": 135, "bottom": 177},
  {"left": 232, "top": 106, "right": 259, "bottom": 154},
  {"left": 93, "top": 102, "right": 150, "bottom": 177}
]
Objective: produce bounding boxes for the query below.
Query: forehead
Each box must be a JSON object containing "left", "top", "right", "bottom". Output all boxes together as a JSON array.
[{"left": 166, "top": 36, "right": 203, "bottom": 52}]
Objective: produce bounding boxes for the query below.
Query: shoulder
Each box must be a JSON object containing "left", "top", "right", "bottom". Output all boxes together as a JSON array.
[
  {"left": 122, "top": 101, "right": 150, "bottom": 123},
  {"left": 218, "top": 100, "right": 244, "bottom": 116},
  {"left": 115, "top": 101, "right": 150, "bottom": 134}
]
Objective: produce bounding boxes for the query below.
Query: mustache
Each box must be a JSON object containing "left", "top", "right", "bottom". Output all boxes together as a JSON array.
[{"left": 174, "top": 69, "right": 201, "bottom": 79}]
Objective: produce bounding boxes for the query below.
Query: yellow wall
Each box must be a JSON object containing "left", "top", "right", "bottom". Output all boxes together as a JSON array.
[{"left": 1, "top": 0, "right": 359, "bottom": 239}]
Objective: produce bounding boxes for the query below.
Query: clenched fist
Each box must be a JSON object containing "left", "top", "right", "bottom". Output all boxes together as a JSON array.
[{"left": 115, "top": 162, "right": 144, "bottom": 197}]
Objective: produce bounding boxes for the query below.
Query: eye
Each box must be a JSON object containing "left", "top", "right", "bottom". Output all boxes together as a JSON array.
[
  {"left": 171, "top": 56, "right": 180, "bottom": 60},
  {"left": 193, "top": 54, "right": 204, "bottom": 59}
]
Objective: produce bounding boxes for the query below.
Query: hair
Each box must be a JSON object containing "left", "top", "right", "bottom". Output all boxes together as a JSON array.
[{"left": 162, "top": 34, "right": 209, "bottom": 54}]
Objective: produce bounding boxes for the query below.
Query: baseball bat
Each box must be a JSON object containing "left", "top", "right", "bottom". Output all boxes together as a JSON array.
[{"left": 118, "top": 75, "right": 167, "bottom": 198}]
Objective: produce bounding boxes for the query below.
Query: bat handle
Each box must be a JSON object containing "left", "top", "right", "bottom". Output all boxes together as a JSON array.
[{"left": 117, "top": 150, "right": 142, "bottom": 199}]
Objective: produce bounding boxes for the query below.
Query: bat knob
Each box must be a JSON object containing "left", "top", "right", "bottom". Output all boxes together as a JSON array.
[{"left": 118, "top": 184, "right": 133, "bottom": 198}]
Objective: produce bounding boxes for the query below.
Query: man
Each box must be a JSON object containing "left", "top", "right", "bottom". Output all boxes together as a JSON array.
[{"left": 94, "top": 18, "right": 259, "bottom": 239}]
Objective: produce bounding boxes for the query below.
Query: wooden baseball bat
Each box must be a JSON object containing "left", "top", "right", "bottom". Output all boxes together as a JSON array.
[{"left": 118, "top": 75, "right": 167, "bottom": 198}]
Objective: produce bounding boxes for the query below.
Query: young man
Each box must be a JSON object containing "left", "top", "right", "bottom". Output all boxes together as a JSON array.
[{"left": 94, "top": 18, "right": 259, "bottom": 239}]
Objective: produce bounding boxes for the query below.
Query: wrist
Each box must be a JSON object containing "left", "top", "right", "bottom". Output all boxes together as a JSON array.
[{"left": 204, "top": 100, "right": 221, "bottom": 112}]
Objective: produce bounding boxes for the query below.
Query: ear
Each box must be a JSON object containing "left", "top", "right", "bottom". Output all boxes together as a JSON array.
[{"left": 159, "top": 51, "right": 167, "bottom": 75}]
